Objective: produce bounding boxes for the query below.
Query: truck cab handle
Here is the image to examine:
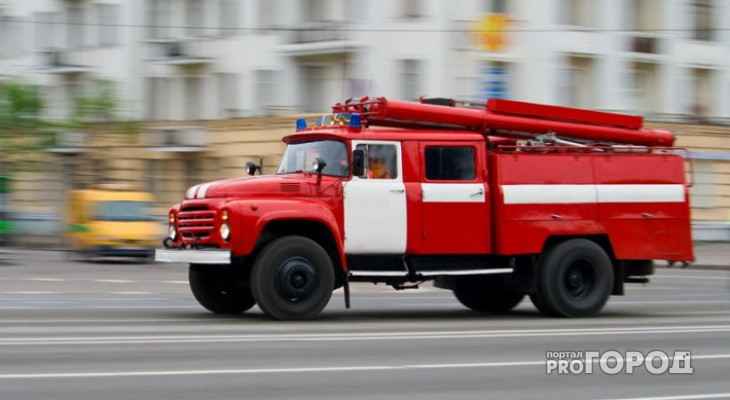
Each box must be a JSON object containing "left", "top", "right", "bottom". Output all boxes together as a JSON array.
[{"left": 470, "top": 188, "right": 484, "bottom": 197}]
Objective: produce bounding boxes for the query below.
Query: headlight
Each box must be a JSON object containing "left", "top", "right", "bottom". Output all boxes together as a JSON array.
[
  {"left": 220, "top": 223, "right": 230, "bottom": 241},
  {"left": 168, "top": 225, "right": 177, "bottom": 240}
]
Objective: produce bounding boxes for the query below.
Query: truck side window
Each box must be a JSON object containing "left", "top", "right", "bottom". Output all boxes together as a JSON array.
[
  {"left": 356, "top": 144, "right": 398, "bottom": 180},
  {"left": 425, "top": 146, "right": 476, "bottom": 180}
]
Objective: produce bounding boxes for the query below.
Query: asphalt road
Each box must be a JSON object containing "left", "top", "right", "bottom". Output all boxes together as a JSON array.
[{"left": 1, "top": 250, "right": 729, "bottom": 400}]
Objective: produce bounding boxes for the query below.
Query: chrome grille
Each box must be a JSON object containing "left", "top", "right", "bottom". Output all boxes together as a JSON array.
[{"left": 178, "top": 206, "right": 215, "bottom": 240}]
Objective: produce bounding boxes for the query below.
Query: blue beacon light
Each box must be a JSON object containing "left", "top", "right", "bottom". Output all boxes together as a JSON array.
[
  {"left": 296, "top": 118, "right": 307, "bottom": 131},
  {"left": 349, "top": 113, "right": 362, "bottom": 128}
]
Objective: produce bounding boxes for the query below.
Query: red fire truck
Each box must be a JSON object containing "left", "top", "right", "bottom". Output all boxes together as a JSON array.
[{"left": 156, "top": 97, "right": 693, "bottom": 320}]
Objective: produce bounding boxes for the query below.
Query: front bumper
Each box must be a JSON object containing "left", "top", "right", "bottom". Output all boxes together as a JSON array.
[{"left": 155, "top": 248, "right": 232, "bottom": 264}]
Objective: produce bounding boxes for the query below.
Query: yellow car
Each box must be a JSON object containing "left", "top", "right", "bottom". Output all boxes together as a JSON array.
[{"left": 66, "top": 184, "right": 161, "bottom": 259}]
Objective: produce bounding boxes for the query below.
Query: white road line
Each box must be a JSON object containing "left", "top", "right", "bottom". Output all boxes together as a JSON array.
[
  {"left": 2, "top": 325, "right": 730, "bottom": 346},
  {"left": 28, "top": 278, "right": 67, "bottom": 282},
  {"left": 161, "top": 281, "right": 188, "bottom": 284},
  {"left": 96, "top": 280, "right": 136, "bottom": 283},
  {"left": 595, "top": 393, "right": 730, "bottom": 400},
  {"left": 1, "top": 353, "right": 728, "bottom": 380},
  {"left": 5, "top": 291, "right": 57, "bottom": 295},
  {"left": 653, "top": 275, "right": 729, "bottom": 280},
  {"left": 110, "top": 292, "right": 152, "bottom": 295},
  {"left": 609, "top": 300, "right": 730, "bottom": 305}
]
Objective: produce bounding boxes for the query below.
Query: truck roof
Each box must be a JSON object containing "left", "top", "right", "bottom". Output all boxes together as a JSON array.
[{"left": 283, "top": 127, "right": 487, "bottom": 144}]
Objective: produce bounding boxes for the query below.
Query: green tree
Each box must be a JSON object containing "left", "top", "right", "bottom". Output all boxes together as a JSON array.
[{"left": 0, "top": 79, "right": 53, "bottom": 174}]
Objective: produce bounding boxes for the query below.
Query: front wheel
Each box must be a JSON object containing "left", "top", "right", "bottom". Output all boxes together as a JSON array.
[
  {"left": 251, "top": 236, "right": 335, "bottom": 321},
  {"left": 532, "top": 239, "right": 614, "bottom": 317},
  {"left": 189, "top": 264, "right": 256, "bottom": 314},
  {"left": 453, "top": 275, "right": 524, "bottom": 313}
]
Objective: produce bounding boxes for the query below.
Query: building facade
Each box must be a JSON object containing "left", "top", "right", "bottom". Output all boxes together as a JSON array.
[{"left": 1, "top": 0, "right": 729, "bottom": 243}]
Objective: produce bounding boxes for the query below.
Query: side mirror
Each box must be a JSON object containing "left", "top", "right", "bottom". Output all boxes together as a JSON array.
[
  {"left": 352, "top": 149, "right": 365, "bottom": 177},
  {"left": 312, "top": 157, "right": 327, "bottom": 174},
  {"left": 245, "top": 161, "right": 260, "bottom": 176}
]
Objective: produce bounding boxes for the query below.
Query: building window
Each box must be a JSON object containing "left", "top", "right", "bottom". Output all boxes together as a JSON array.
[
  {"left": 146, "top": 77, "right": 169, "bottom": 120},
  {"left": 185, "top": 77, "right": 203, "bottom": 120},
  {"left": 301, "top": 66, "right": 326, "bottom": 112},
  {"left": 99, "top": 4, "right": 120, "bottom": 46},
  {"left": 693, "top": 0, "right": 714, "bottom": 41},
  {"left": 1, "top": 16, "right": 25, "bottom": 58},
  {"left": 558, "top": 57, "right": 595, "bottom": 108},
  {"left": 186, "top": 0, "right": 205, "bottom": 37},
  {"left": 560, "top": 0, "right": 595, "bottom": 27},
  {"left": 257, "top": 69, "right": 281, "bottom": 111},
  {"left": 633, "top": 0, "right": 661, "bottom": 32},
  {"left": 630, "top": 62, "right": 659, "bottom": 115},
  {"left": 148, "top": 0, "right": 170, "bottom": 39},
  {"left": 220, "top": 0, "right": 240, "bottom": 36},
  {"left": 34, "top": 12, "right": 55, "bottom": 49},
  {"left": 691, "top": 68, "right": 714, "bottom": 120},
  {"left": 67, "top": 3, "right": 84, "bottom": 47},
  {"left": 403, "top": 0, "right": 423, "bottom": 18},
  {"left": 303, "top": 0, "right": 328, "bottom": 22},
  {"left": 400, "top": 59, "right": 423, "bottom": 101},
  {"left": 218, "top": 73, "right": 239, "bottom": 117},
  {"left": 482, "top": 0, "right": 507, "bottom": 13},
  {"left": 425, "top": 147, "right": 476, "bottom": 181}
]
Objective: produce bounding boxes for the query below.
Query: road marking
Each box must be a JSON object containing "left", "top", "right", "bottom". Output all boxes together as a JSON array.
[
  {"left": 28, "top": 278, "right": 67, "bottom": 282},
  {"left": 609, "top": 300, "right": 730, "bottom": 305},
  {"left": 653, "top": 275, "right": 730, "bottom": 281},
  {"left": 161, "top": 281, "right": 188, "bottom": 284},
  {"left": 5, "top": 291, "right": 57, "bottom": 295},
  {"left": 96, "top": 280, "right": 136, "bottom": 283},
  {"left": 110, "top": 292, "right": 152, "bottom": 295},
  {"left": 1, "top": 353, "right": 727, "bottom": 380},
  {"left": 595, "top": 393, "right": 730, "bottom": 400},
  {"left": 2, "top": 325, "right": 730, "bottom": 346}
]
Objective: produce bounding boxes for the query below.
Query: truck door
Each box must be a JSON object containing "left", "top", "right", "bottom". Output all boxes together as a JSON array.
[
  {"left": 417, "top": 142, "right": 490, "bottom": 254},
  {"left": 343, "top": 141, "right": 407, "bottom": 254}
]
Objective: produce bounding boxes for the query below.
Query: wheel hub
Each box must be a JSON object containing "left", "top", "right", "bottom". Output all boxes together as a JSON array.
[
  {"left": 565, "top": 261, "right": 594, "bottom": 299},
  {"left": 277, "top": 256, "right": 318, "bottom": 302}
]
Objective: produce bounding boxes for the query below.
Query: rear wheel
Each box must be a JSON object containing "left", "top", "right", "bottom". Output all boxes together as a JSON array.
[
  {"left": 453, "top": 275, "right": 525, "bottom": 313},
  {"left": 251, "top": 236, "right": 334, "bottom": 321},
  {"left": 189, "top": 264, "right": 255, "bottom": 314},
  {"left": 532, "top": 239, "right": 614, "bottom": 317}
]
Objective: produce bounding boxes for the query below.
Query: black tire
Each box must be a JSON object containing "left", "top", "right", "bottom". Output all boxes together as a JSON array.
[
  {"left": 528, "top": 292, "right": 557, "bottom": 316},
  {"left": 453, "top": 275, "right": 525, "bottom": 313},
  {"left": 189, "top": 264, "right": 256, "bottom": 314},
  {"left": 250, "top": 236, "right": 334, "bottom": 321},
  {"left": 533, "top": 239, "right": 614, "bottom": 317}
]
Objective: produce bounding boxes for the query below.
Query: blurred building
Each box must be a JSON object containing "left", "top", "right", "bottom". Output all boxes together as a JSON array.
[{"left": 0, "top": 0, "right": 729, "bottom": 244}]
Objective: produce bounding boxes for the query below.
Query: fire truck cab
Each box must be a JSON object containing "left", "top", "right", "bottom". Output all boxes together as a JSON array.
[{"left": 156, "top": 97, "right": 693, "bottom": 320}]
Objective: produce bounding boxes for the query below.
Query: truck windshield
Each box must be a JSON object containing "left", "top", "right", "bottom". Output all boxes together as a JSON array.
[
  {"left": 277, "top": 140, "right": 349, "bottom": 177},
  {"left": 94, "top": 201, "right": 156, "bottom": 222}
]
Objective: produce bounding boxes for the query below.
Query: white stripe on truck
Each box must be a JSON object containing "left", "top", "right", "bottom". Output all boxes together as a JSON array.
[{"left": 502, "top": 184, "right": 685, "bottom": 204}]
